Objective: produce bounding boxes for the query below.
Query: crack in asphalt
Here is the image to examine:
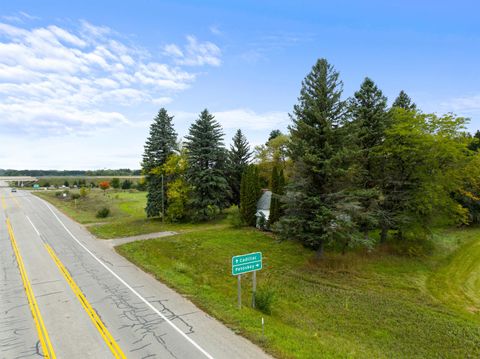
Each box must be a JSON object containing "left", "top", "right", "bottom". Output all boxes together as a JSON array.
[{"left": 54, "top": 244, "right": 196, "bottom": 358}]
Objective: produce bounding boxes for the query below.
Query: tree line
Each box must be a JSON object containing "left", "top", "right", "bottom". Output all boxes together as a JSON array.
[
  {"left": 0, "top": 169, "right": 142, "bottom": 177},
  {"left": 142, "top": 58, "right": 480, "bottom": 257}
]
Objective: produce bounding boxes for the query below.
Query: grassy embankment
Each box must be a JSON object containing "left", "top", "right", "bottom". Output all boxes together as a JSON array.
[{"left": 35, "top": 189, "right": 480, "bottom": 358}]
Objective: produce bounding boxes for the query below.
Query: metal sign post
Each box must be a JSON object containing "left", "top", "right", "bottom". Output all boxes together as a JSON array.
[
  {"left": 252, "top": 271, "right": 257, "bottom": 308},
  {"left": 238, "top": 274, "right": 242, "bottom": 309},
  {"left": 232, "top": 252, "right": 262, "bottom": 309}
]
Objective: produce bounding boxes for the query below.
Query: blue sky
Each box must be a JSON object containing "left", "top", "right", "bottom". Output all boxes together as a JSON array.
[{"left": 0, "top": 0, "right": 479, "bottom": 169}]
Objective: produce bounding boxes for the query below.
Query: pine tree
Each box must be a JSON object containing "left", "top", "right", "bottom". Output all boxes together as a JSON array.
[
  {"left": 227, "top": 129, "right": 252, "bottom": 205},
  {"left": 268, "top": 166, "right": 285, "bottom": 225},
  {"left": 392, "top": 90, "right": 416, "bottom": 110},
  {"left": 240, "top": 164, "right": 261, "bottom": 226},
  {"left": 468, "top": 130, "right": 480, "bottom": 152},
  {"left": 276, "top": 58, "right": 349, "bottom": 258},
  {"left": 185, "top": 109, "right": 229, "bottom": 221},
  {"left": 268, "top": 129, "right": 282, "bottom": 142},
  {"left": 349, "top": 77, "right": 389, "bottom": 240},
  {"left": 142, "top": 108, "right": 178, "bottom": 218}
]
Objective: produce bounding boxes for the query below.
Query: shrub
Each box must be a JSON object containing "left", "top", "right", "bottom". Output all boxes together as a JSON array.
[
  {"left": 227, "top": 205, "right": 244, "bottom": 228},
  {"left": 79, "top": 187, "right": 88, "bottom": 198},
  {"left": 121, "top": 179, "right": 132, "bottom": 190},
  {"left": 55, "top": 191, "right": 63, "bottom": 197},
  {"left": 96, "top": 207, "right": 110, "bottom": 218},
  {"left": 111, "top": 178, "right": 120, "bottom": 189},
  {"left": 71, "top": 193, "right": 81, "bottom": 200},
  {"left": 99, "top": 181, "right": 110, "bottom": 192},
  {"left": 254, "top": 288, "right": 275, "bottom": 315}
]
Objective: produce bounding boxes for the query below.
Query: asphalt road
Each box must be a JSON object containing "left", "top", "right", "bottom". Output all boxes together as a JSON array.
[{"left": 0, "top": 184, "right": 271, "bottom": 359}]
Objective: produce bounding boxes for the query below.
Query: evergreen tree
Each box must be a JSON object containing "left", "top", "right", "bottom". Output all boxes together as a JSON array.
[
  {"left": 392, "top": 90, "right": 416, "bottom": 110},
  {"left": 227, "top": 129, "right": 252, "bottom": 205},
  {"left": 276, "top": 58, "right": 349, "bottom": 258},
  {"left": 142, "top": 108, "right": 178, "bottom": 218},
  {"left": 268, "top": 166, "right": 285, "bottom": 226},
  {"left": 468, "top": 130, "right": 480, "bottom": 152},
  {"left": 349, "top": 77, "right": 389, "bottom": 240},
  {"left": 268, "top": 129, "right": 282, "bottom": 142},
  {"left": 240, "top": 164, "right": 261, "bottom": 226},
  {"left": 185, "top": 109, "right": 229, "bottom": 221}
]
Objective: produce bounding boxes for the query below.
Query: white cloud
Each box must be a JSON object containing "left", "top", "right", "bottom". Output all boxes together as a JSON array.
[
  {"left": 163, "top": 44, "right": 183, "bottom": 57},
  {"left": 164, "top": 35, "right": 221, "bottom": 67},
  {"left": 440, "top": 94, "right": 480, "bottom": 116},
  {"left": 213, "top": 109, "right": 288, "bottom": 130},
  {"left": 209, "top": 25, "right": 222, "bottom": 36},
  {"left": 0, "top": 20, "right": 221, "bottom": 136},
  {"left": 173, "top": 109, "right": 288, "bottom": 132}
]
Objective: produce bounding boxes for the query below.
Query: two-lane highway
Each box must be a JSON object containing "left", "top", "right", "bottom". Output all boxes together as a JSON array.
[{"left": 0, "top": 185, "right": 271, "bottom": 359}]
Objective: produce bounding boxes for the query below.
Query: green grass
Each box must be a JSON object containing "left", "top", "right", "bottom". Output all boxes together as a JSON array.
[
  {"left": 34, "top": 189, "right": 226, "bottom": 238},
  {"left": 428, "top": 228, "right": 480, "bottom": 318},
  {"left": 117, "top": 226, "right": 480, "bottom": 359},
  {"left": 34, "top": 176, "right": 142, "bottom": 187},
  {"left": 35, "top": 187, "right": 480, "bottom": 357}
]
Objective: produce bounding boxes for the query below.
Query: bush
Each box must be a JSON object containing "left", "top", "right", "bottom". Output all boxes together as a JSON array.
[
  {"left": 55, "top": 191, "right": 63, "bottom": 197},
  {"left": 136, "top": 180, "right": 147, "bottom": 191},
  {"left": 121, "top": 179, "right": 132, "bottom": 190},
  {"left": 254, "top": 288, "right": 275, "bottom": 315},
  {"left": 96, "top": 207, "right": 110, "bottom": 218},
  {"left": 111, "top": 178, "right": 120, "bottom": 189},
  {"left": 79, "top": 187, "right": 88, "bottom": 198},
  {"left": 71, "top": 193, "right": 81, "bottom": 200},
  {"left": 227, "top": 205, "right": 244, "bottom": 228}
]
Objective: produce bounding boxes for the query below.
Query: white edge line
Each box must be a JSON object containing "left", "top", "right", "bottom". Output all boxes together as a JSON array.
[
  {"left": 26, "top": 215, "right": 40, "bottom": 236},
  {"left": 43, "top": 201, "right": 214, "bottom": 359}
]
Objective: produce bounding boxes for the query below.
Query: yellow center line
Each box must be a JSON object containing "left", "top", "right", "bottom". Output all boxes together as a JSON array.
[
  {"left": 44, "top": 244, "right": 126, "bottom": 359},
  {"left": 1, "top": 196, "right": 6, "bottom": 210},
  {"left": 6, "top": 218, "right": 56, "bottom": 359}
]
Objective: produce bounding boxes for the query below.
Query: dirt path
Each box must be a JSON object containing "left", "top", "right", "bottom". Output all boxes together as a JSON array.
[{"left": 103, "top": 230, "right": 178, "bottom": 247}]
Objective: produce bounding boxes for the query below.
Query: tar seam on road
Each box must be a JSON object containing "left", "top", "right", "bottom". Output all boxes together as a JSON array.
[
  {"left": 44, "top": 243, "right": 127, "bottom": 359},
  {"left": 26, "top": 214, "right": 127, "bottom": 359},
  {"left": 42, "top": 199, "right": 215, "bottom": 359},
  {"left": 6, "top": 217, "right": 57, "bottom": 359}
]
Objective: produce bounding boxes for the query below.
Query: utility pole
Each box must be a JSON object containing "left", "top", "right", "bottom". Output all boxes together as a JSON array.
[{"left": 161, "top": 174, "right": 165, "bottom": 223}]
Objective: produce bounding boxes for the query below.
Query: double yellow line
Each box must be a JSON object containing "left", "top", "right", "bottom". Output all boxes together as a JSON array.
[
  {"left": 45, "top": 244, "right": 126, "bottom": 359},
  {"left": 4, "top": 198, "right": 125, "bottom": 358},
  {"left": 6, "top": 218, "right": 56, "bottom": 359}
]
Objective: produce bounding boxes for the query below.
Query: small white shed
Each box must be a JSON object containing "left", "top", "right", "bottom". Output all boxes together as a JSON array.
[{"left": 255, "top": 190, "right": 271, "bottom": 228}]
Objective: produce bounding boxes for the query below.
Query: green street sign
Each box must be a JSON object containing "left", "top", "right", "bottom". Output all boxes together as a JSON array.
[
  {"left": 33, "top": 184, "right": 40, "bottom": 189},
  {"left": 232, "top": 252, "right": 262, "bottom": 275}
]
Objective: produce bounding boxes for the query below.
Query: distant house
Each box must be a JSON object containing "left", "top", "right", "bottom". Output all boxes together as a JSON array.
[{"left": 255, "top": 190, "right": 271, "bottom": 228}]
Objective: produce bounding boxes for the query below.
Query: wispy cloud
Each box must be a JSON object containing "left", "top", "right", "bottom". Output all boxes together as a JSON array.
[
  {"left": 1, "top": 11, "right": 40, "bottom": 24},
  {"left": 240, "top": 31, "right": 315, "bottom": 64},
  {"left": 440, "top": 94, "right": 480, "bottom": 117},
  {"left": 209, "top": 25, "right": 223, "bottom": 36},
  {"left": 174, "top": 108, "right": 288, "bottom": 132},
  {"left": 0, "top": 20, "right": 221, "bottom": 135},
  {"left": 164, "top": 35, "right": 221, "bottom": 67}
]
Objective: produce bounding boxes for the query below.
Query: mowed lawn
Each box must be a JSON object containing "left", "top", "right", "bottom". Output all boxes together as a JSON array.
[
  {"left": 34, "top": 189, "right": 206, "bottom": 238},
  {"left": 117, "top": 226, "right": 480, "bottom": 359},
  {"left": 35, "top": 189, "right": 480, "bottom": 358}
]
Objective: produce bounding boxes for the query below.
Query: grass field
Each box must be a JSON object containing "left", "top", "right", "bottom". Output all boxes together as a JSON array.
[
  {"left": 35, "top": 188, "right": 480, "bottom": 358},
  {"left": 117, "top": 225, "right": 480, "bottom": 359},
  {"left": 34, "top": 189, "right": 218, "bottom": 238},
  {"left": 34, "top": 176, "right": 142, "bottom": 187}
]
